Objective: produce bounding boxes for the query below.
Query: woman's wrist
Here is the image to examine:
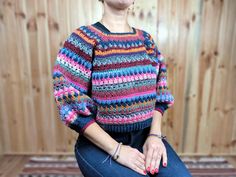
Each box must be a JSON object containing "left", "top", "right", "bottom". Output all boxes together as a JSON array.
[
  {"left": 149, "top": 129, "right": 161, "bottom": 134},
  {"left": 147, "top": 132, "right": 167, "bottom": 140},
  {"left": 107, "top": 141, "right": 122, "bottom": 158},
  {"left": 107, "top": 141, "right": 119, "bottom": 155},
  {"left": 150, "top": 111, "right": 162, "bottom": 134},
  {"left": 112, "top": 142, "right": 122, "bottom": 160},
  {"left": 149, "top": 126, "right": 162, "bottom": 134}
]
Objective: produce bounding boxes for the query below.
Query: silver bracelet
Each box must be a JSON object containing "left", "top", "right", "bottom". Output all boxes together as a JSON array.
[{"left": 148, "top": 133, "right": 167, "bottom": 140}]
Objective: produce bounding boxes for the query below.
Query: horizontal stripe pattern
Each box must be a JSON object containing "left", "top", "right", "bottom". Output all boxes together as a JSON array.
[{"left": 52, "top": 21, "right": 174, "bottom": 134}]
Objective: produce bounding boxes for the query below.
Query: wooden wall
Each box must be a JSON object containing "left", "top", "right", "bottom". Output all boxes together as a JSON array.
[{"left": 0, "top": 0, "right": 235, "bottom": 155}]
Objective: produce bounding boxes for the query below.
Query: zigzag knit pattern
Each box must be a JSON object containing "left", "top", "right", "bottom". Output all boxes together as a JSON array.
[{"left": 52, "top": 21, "right": 174, "bottom": 135}]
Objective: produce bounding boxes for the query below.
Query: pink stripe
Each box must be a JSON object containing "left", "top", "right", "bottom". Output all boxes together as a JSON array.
[
  {"left": 53, "top": 66, "right": 87, "bottom": 91},
  {"left": 96, "top": 111, "right": 153, "bottom": 124},
  {"left": 96, "top": 90, "right": 155, "bottom": 101},
  {"left": 65, "top": 110, "right": 77, "bottom": 125},
  {"left": 93, "top": 73, "right": 156, "bottom": 86},
  {"left": 157, "top": 81, "right": 167, "bottom": 87},
  {"left": 58, "top": 53, "right": 92, "bottom": 76},
  {"left": 54, "top": 86, "right": 78, "bottom": 97}
]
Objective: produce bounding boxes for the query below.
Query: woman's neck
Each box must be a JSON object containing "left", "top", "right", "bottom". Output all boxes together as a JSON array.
[{"left": 99, "top": 18, "right": 132, "bottom": 33}]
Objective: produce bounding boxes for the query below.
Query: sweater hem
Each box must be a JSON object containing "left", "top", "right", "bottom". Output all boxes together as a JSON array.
[{"left": 96, "top": 117, "right": 153, "bottom": 133}]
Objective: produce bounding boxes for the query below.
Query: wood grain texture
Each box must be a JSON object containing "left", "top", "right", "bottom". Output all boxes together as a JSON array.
[
  {"left": 0, "top": 155, "right": 30, "bottom": 177},
  {"left": 0, "top": 0, "right": 235, "bottom": 155}
]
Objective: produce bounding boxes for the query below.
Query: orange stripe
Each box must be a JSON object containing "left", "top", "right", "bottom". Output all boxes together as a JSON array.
[
  {"left": 74, "top": 29, "right": 96, "bottom": 46},
  {"left": 146, "top": 48, "right": 155, "bottom": 55},
  {"left": 96, "top": 46, "right": 146, "bottom": 56}
]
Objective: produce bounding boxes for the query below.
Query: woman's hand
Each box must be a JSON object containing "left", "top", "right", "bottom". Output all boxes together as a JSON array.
[
  {"left": 115, "top": 144, "right": 147, "bottom": 176},
  {"left": 142, "top": 136, "right": 167, "bottom": 175}
]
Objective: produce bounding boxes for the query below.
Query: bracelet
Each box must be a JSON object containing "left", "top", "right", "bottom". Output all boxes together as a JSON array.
[
  {"left": 102, "top": 142, "right": 123, "bottom": 165},
  {"left": 117, "top": 142, "right": 122, "bottom": 159},
  {"left": 148, "top": 133, "right": 167, "bottom": 140},
  {"left": 111, "top": 142, "right": 120, "bottom": 159},
  {"left": 112, "top": 142, "right": 122, "bottom": 160}
]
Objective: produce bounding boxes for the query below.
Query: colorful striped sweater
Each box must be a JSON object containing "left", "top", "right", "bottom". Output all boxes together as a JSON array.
[{"left": 52, "top": 21, "right": 174, "bottom": 135}]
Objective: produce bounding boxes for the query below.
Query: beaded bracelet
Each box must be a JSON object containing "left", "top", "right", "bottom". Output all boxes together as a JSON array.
[
  {"left": 112, "top": 142, "right": 122, "bottom": 160},
  {"left": 148, "top": 133, "right": 167, "bottom": 140}
]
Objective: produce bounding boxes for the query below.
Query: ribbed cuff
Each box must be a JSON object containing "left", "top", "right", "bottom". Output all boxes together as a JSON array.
[
  {"left": 154, "top": 103, "right": 168, "bottom": 116},
  {"left": 154, "top": 107, "right": 164, "bottom": 116},
  {"left": 79, "top": 119, "right": 96, "bottom": 135}
]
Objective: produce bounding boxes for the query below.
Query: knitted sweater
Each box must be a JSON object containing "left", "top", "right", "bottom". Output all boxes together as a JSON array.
[{"left": 52, "top": 21, "right": 174, "bottom": 135}]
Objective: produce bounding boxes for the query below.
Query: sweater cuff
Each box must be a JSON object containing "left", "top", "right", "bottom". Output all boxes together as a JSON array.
[
  {"left": 154, "top": 107, "right": 164, "bottom": 116},
  {"left": 68, "top": 114, "right": 97, "bottom": 135},
  {"left": 79, "top": 119, "right": 96, "bottom": 135},
  {"left": 154, "top": 103, "right": 168, "bottom": 116}
]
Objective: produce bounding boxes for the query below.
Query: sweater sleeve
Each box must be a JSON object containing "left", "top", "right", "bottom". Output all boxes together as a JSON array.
[
  {"left": 143, "top": 31, "right": 175, "bottom": 116},
  {"left": 52, "top": 26, "right": 97, "bottom": 135}
]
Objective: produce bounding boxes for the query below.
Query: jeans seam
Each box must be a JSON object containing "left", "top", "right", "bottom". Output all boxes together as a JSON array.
[{"left": 75, "top": 146, "right": 104, "bottom": 177}]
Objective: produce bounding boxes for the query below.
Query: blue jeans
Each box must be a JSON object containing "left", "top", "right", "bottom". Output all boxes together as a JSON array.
[{"left": 74, "top": 126, "right": 192, "bottom": 177}]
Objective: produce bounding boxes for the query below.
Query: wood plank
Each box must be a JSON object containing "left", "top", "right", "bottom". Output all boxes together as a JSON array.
[{"left": 0, "top": 155, "right": 30, "bottom": 177}]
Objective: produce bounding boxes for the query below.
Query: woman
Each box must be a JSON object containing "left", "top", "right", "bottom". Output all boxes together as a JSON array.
[{"left": 52, "top": 0, "right": 192, "bottom": 176}]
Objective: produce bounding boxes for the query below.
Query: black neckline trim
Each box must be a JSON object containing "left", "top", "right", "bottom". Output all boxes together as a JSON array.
[{"left": 92, "top": 21, "right": 137, "bottom": 35}]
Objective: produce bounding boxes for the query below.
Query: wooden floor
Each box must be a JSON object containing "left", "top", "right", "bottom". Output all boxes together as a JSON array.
[
  {"left": 0, "top": 155, "right": 236, "bottom": 177},
  {"left": 0, "top": 155, "right": 31, "bottom": 177}
]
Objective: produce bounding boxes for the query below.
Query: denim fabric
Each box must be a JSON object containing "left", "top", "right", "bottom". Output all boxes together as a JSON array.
[{"left": 74, "top": 126, "right": 192, "bottom": 177}]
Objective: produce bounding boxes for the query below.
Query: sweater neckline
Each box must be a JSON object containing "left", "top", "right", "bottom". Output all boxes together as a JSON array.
[{"left": 91, "top": 21, "right": 137, "bottom": 36}]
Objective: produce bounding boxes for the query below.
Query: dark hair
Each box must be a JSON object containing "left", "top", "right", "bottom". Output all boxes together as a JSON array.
[{"left": 98, "top": 0, "right": 104, "bottom": 3}]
